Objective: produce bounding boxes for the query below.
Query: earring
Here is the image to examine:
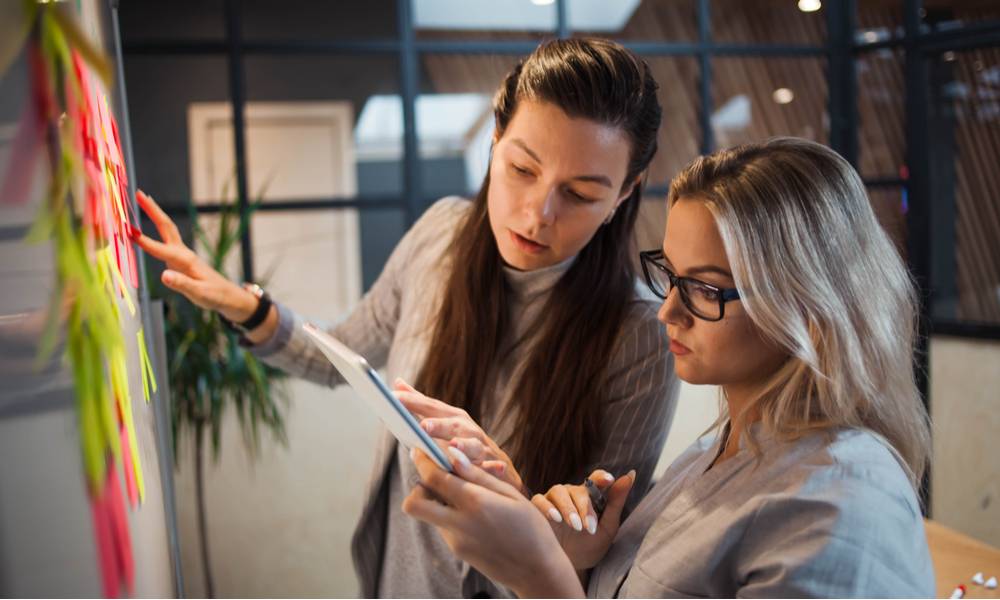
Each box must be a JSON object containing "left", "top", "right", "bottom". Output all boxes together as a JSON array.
[{"left": 603, "top": 209, "right": 616, "bottom": 225}]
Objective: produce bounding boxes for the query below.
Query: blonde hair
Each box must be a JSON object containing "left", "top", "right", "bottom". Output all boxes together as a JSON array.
[{"left": 669, "top": 137, "right": 931, "bottom": 491}]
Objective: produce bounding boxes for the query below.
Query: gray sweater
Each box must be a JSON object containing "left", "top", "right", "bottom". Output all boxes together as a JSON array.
[
  {"left": 250, "top": 197, "right": 679, "bottom": 597},
  {"left": 589, "top": 424, "right": 935, "bottom": 598}
]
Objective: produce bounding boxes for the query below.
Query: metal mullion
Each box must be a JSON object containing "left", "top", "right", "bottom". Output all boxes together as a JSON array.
[
  {"left": 698, "top": 0, "right": 713, "bottom": 155},
  {"left": 863, "top": 177, "right": 908, "bottom": 188},
  {"left": 903, "top": 0, "right": 933, "bottom": 514},
  {"left": 556, "top": 0, "right": 568, "bottom": 38},
  {"left": 828, "top": 0, "right": 858, "bottom": 167},
  {"left": 414, "top": 40, "right": 547, "bottom": 54},
  {"left": 224, "top": 0, "right": 253, "bottom": 282},
  {"left": 123, "top": 39, "right": 402, "bottom": 55},
  {"left": 163, "top": 197, "right": 408, "bottom": 216},
  {"left": 399, "top": 0, "right": 421, "bottom": 226},
  {"left": 932, "top": 320, "right": 1000, "bottom": 340}
]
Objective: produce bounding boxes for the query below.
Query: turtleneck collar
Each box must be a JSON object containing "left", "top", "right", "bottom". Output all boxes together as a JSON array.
[{"left": 501, "top": 254, "right": 577, "bottom": 301}]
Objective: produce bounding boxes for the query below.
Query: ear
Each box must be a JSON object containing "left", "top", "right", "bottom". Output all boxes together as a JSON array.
[{"left": 616, "top": 174, "right": 643, "bottom": 207}]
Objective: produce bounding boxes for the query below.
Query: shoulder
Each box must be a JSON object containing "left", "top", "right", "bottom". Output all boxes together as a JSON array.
[
  {"left": 417, "top": 196, "right": 472, "bottom": 229},
  {"left": 395, "top": 196, "right": 472, "bottom": 264},
  {"left": 741, "top": 428, "right": 932, "bottom": 594},
  {"left": 760, "top": 428, "right": 921, "bottom": 518}
]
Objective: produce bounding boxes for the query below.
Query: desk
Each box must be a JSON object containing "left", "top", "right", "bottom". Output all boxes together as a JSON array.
[{"left": 927, "top": 520, "right": 1000, "bottom": 599}]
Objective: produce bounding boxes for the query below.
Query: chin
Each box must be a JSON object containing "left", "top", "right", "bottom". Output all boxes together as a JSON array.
[
  {"left": 673, "top": 361, "right": 714, "bottom": 385},
  {"left": 497, "top": 242, "right": 553, "bottom": 271}
]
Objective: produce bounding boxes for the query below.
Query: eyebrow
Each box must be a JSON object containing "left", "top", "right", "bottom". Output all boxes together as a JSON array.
[
  {"left": 661, "top": 249, "right": 734, "bottom": 280},
  {"left": 510, "top": 138, "right": 614, "bottom": 188}
]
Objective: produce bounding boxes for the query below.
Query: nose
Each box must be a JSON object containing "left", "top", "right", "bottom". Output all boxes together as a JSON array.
[
  {"left": 524, "top": 185, "right": 557, "bottom": 230},
  {"left": 657, "top": 286, "right": 692, "bottom": 329}
]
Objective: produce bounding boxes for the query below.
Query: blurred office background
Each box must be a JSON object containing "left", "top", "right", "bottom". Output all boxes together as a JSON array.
[{"left": 109, "top": 1, "right": 1000, "bottom": 596}]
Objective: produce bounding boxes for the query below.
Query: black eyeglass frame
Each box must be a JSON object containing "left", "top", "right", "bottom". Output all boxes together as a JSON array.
[{"left": 639, "top": 249, "right": 741, "bottom": 322}]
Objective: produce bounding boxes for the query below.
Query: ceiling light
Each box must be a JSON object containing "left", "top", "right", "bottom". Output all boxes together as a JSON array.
[
  {"left": 531, "top": 0, "right": 556, "bottom": 5},
  {"left": 772, "top": 88, "right": 794, "bottom": 104},
  {"left": 798, "top": 0, "right": 821, "bottom": 13}
]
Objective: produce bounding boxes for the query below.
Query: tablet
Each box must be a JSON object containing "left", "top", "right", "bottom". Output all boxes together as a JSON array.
[{"left": 301, "top": 323, "right": 453, "bottom": 472}]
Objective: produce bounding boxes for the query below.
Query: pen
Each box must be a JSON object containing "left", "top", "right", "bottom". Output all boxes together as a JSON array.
[{"left": 584, "top": 478, "right": 607, "bottom": 517}]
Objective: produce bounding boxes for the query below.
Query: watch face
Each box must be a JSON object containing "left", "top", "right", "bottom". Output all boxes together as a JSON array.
[{"left": 244, "top": 283, "right": 264, "bottom": 299}]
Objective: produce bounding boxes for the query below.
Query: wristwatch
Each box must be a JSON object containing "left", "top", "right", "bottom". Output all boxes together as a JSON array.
[{"left": 221, "top": 282, "right": 273, "bottom": 336}]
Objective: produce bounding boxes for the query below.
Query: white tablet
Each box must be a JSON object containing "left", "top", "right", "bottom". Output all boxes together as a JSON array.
[{"left": 301, "top": 323, "right": 453, "bottom": 472}]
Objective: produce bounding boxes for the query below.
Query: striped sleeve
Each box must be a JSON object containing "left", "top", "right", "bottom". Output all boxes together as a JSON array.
[
  {"left": 246, "top": 198, "right": 460, "bottom": 388},
  {"left": 585, "top": 297, "right": 679, "bottom": 515}
]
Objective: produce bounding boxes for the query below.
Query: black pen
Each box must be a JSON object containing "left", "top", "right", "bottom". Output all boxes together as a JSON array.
[{"left": 584, "top": 478, "right": 607, "bottom": 517}]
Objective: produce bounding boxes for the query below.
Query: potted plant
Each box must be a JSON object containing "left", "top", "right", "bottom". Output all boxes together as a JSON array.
[{"left": 154, "top": 194, "right": 287, "bottom": 599}]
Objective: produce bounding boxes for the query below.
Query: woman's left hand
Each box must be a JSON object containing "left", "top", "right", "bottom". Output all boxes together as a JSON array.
[
  {"left": 403, "top": 446, "right": 584, "bottom": 598},
  {"left": 394, "top": 379, "right": 527, "bottom": 495}
]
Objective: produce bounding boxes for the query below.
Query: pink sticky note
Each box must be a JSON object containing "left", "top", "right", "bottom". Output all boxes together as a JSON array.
[
  {"left": 91, "top": 475, "right": 120, "bottom": 598},
  {"left": 119, "top": 419, "right": 138, "bottom": 507},
  {"left": 107, "top": 470, "right": 135, "bottom": 595}
]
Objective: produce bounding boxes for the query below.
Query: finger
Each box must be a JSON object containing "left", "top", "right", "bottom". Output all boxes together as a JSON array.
[
  {"left": 136, "top": 190, "right": 182, "bottom": 244},
  {"left": 413, "top": 446, "right": 521, "bottom": 503},
  {"left": 393, "top": 377, "right": 418, "bottom": 393},
  {"left": 420, "top": 417, "right": 479, "bottom": 442},
  {"left": 482, "top": 460, "right": 505, "bottom": 476},
  {"left": 401, "top": 481, "right": 457, "bottom": 529},
  {"left": 449, "top": 437, "right": 487, "bottom": 462},
  {"left": 587, "top": 469, "right": 617, "bottom": 490},
  {"left": 397, "top": 390, "right": 463, "bottom": 419},
  {"left": 531, "top": 493, "right": 563, "bottom": 524},
  {"left": 546, "top": 485, "right": 583, "bottom": 532},
  {"left": 134, "top": 231, "right": 188, "bottom": 264},
  {"left": 599, "top": 470, "right": 636, "bottom": 532},
  {"left": 569, "top": 484, "right": 598, "bottom": 535},
  {"left": 161, "top": 269, "right": 211, "bottom": 307}
]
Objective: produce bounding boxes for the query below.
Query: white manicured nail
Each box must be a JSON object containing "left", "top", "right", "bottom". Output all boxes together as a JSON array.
[
  {"left": 586, "top": 515, "right": 598, "bottom": 535},
  {"left": 569, "top": 513, "right": 583, "bottom": 532},
  {"left": 448, "top": 446, "right": 471, "bottom": 468},
  {"left": 409, "top": 447, "right": 418, "bottom": 462},
  {"left": 548, "top": 508, "right": 562, "bottom": 523},
  {"left": 602, "top": 473, "right": 615, "bottom": 483}
]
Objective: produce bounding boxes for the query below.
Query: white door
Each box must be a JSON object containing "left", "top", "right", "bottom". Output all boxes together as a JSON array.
[{"left": 180, "top": 102, "right": 380, "bottom": 597}]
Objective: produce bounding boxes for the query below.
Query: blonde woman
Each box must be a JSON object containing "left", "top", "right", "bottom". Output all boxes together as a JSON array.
[{"left": 401, "top": 137, "right": 934, "bottom": 597}]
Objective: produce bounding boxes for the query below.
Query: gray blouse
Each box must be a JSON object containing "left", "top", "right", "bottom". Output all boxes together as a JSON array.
[
  {"left": 588, "top": 424, "right": 935, "bottom": 598},
  {"left": 248, "top": 197, "right": 680, "bottom": 598}
]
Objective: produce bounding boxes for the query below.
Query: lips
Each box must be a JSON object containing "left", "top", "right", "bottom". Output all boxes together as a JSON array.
[
  {"left": 669, "top": 339, "right": 691, "bottom": 355},
  {"left": 509, "top": 229, "right": 548, "bottom": 254}
]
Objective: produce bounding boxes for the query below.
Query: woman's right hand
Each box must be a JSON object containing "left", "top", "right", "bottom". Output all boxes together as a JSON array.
[
  {"left": 131, "top": 190, "right": 261, "bottom": 325},
  {"left": 530, "top": 469, "right": 635, "bottom": 571}
]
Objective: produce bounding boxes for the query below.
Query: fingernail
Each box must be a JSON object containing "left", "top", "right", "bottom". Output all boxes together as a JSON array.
[
  {"left": 162, "top": 270, "right": 175, "bottom": 284},
  {"left": 627, "top": 469, "right": 636, "bottom": 481},
  {"left": 127, "top": 224, "right": 141, "bottom": 240},
  {"left": 548, "top": 508, "right": 562, "bottom": 523},
  {"left": 586, "top": 515, "right": 598, "bottom": 535},
  {"left": 603, "top": 472, "right": 615, "bottom": 483},
  {"left": 448, "top": 446, "right": 471, "bottom": 469},
  {"left": 409, "top": 447, "right": 418, "bottom": 462},
  {"left": 569, "top": 513, "right": 583, "bottom": 532}
]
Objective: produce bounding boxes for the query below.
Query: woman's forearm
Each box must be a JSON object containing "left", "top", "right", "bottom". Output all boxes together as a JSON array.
[
  {"left": 512, "top": 553, "right": 586, "bottom": 598},
  {"left": 217, "top": 286, "right": 280, "bottom": 345}
]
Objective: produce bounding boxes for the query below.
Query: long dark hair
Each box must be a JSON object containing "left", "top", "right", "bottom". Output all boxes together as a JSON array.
[{"left": 414, "top": 38, "right": 662, "bottom": 494}]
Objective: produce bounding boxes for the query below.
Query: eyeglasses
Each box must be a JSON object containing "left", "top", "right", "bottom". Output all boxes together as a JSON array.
[{"left": 639, "top": 250, "right": 741, "bottom": 322}]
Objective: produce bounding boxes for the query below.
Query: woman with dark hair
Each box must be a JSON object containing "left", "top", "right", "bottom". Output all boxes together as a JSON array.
[{"left": 134, "top": 38, "right": 679, "bottom": 597}]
